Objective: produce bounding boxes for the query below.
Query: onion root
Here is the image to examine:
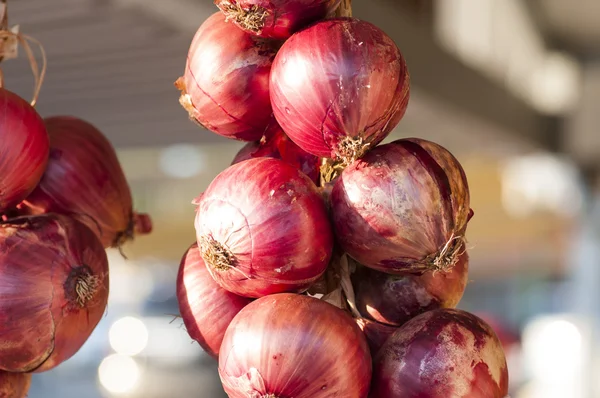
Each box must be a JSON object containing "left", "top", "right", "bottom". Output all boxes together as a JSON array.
[
  {"left": 199, "top": 235, "right": 235, "bottom": 271},
  {"left": 217, "top": 1, "right": 268, "bottom": 34}
]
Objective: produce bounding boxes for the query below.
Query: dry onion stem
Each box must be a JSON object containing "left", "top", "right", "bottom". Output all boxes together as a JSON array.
[{"left": 0, "top": 3, "right": 47, "bottom": 106}]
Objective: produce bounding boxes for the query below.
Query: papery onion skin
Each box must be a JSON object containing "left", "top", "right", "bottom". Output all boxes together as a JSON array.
[
  {"left": 0, "top": 215, "right": 109, "bottom": 373},
  {"left": 176, "top": 12, "right": 277, "bottom": 141},
  {"left": 270, "top": 18, "right": 410, "bottom": 160},
  {"left": 0, "top": 88, "right": 49, "bottom": 213},
  {"left": 219, "top": 293, "right": 372, "bottom": 398},
  {"left": 215, "top": 0, "right": 341, "bottom": 40},
  {"left": 331, "top": 138, "right": 470, "bottom": 274},
  {"left": 0, "top": 371, "right": 31, "bottom": 398},
  {"left": 176, "top": 243, "right": 252, "bottom": 359},
  {"left": 355, "top": 317, "right": 397, "bottom": 357},
  {"left": 354, "top": 251, "right": 469, "bottom": 327},
  {"left": 232, "top": 121, "right": 320, "bottom": 184},
  {"left": 195, "top": 157, "right": 333, "bottom": 298},
  {"left": 371, "top": 309, "right": 509, "bottom": 398},
  {"left": 20, "top": 116, "right": 147, "bottom": 248}
]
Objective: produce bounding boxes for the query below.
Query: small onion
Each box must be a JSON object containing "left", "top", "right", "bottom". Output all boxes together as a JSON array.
[
  {"left": 270, "top": 18, "right": 410, "bottom": 160},
  {"left": 195, "top": 158, "right": 333, "bottom": 297},
  {"left": 355, "top": 317, "right": 397, "bottom": 357},
  {"left": 371, "top": 309, "right": 509, "bottom": 398},
  {"left": 0, "top": 88, "right": 49, "bottom": 213},
  {"left": 0, "top": 371, "right": 31, "bottom": 398},
  {"left": 176, "top": 12, "right": 277, "bottom": 141},
  {"left": 232, "top": 121, "right": 320, "bottom": 184},
  {"left": 215, "top": 0, "right": 341, "bottom": 40},
  {"left": 219, "top": 293, "right": 372, "bottom": 398},
  {"left": 20, "top": 116, "right": 151, "bottom": 248},
  {"left": 353, "top": 252, "right": 469, "bottom": 327},
  {"left": 176, "top": 243, "right": 252, "bottom": 358},
  {"left": 0, "top": 215, "right": 109, "bottom": 373},
  {"left": 331, "top": 138, "right": 471, "bottom": 274}
]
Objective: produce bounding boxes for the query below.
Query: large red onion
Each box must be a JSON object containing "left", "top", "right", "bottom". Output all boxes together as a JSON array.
[
  {"left": 371, "top": 309, "right": 509, "bottom": 398},
  {"left": 331, "top": 138, "right": 471, "bottom": 274},
  {"left": 176, "top": 12, "right": 277, "bottom": 141},
  {"left": 270, "top": 18, "right": 410, "bottom": 161},
  {"left": 215, "top": 0, "right": 341, "bottom": 39},
  {"left": 0, "top": 88, "right": 49, "bottom": 213},
  {"left": 219, "top": 293, "right": 372, "bottom": 397},
  {"left": 232, "top": 121, "right": 320, "bottom": 184},
  {"left": 0, "top": 215, "right": 109, "bottom": 373},
  {"left": 20, "top": 116, "right": 151, "bottom": 248},
  {"left": 0, "top": 371, "right": 31, "bottom": 398},
  {"left": 353, "top": 251, "right": 469, "bottom": 327},
  {"left": 176, "top": 243, "right": 252, "bottom": 359},
  {"left": 195, "top": 157, "right": 333, "bottom": 297}
]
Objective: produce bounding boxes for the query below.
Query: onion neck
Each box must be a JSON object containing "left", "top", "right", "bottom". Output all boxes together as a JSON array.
[
  {"left": 431, "top": 235, "right": 466, "bottom": 272},
  {"left": 65, "top": 265, "right": 100, "bottom": 308},
  {"left": 217, "top": 1, "right": 268, "bottom": 34},
  {"left": 198, "top": 235, "right": 235, "bottom": 271}
]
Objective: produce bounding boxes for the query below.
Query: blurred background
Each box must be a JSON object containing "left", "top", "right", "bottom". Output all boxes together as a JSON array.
[{"left": 2, "top": 0, "right": 600, "bottom": 397}]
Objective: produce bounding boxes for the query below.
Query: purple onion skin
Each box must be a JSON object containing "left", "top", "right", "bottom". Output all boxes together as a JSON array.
[
  {"left": 371, "top": 309, "right": 509, "bottom": 398},
  {"left": 195, "top": 158, "right": 333, "bottom": 298},
  {"left": 331, "top": 138, "right": 471, "bottom": 274},
  {"left": 354, "top": 252, "right": 469, "bottom": 327},
  {"left": 232, "top": 123, "right": 321, "bottom": 184},
  {"left": 270, "top": 18, "right": 410, "bottom": 159},
  {"left": 215, "top": 0, "right": 342, "bottom": 40},
  {"left": 219, "top": 293, "right": 372, "bottom": 398},
  {"left": 356, "top": 318, "right": 397, "bottom": 357},
  {"left": 177, "top": 12, "right": 276, "bottom": 141},
  {"left": 176, "top": 243, "right": 252, "bottom": 359}
]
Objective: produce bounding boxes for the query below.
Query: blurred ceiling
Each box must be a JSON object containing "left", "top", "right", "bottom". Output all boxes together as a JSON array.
[{"left": 535, "top": 0, "right": 600, "bottom": 55}]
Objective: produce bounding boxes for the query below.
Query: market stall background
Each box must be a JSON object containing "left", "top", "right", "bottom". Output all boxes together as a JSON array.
[{"left": 2, "top": 0, "right": 600, "bottom": 397}]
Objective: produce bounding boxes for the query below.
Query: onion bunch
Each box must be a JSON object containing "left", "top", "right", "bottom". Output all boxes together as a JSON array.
[
  {"left": 20, "top": 116, "right": 151, "bottom": 248},
  {"left": 174, "top": 2, "right": 510, "bottom": 397},
  {"left": 0, "top": 214, "right": 109, "bottom": 373}
]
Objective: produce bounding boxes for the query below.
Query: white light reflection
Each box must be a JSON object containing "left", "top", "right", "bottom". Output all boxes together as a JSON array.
[
  {"left": 109, "top": 317, "right": 149, "bottom": 356},
  {"left": 98, "top": 354, "right": 141, "bottom": 395},
  {"left": 159, "top": 144, "right": 205, "bottom": 179},
  {"left": 520, "top": 316, "right": 588, "bottom": 398},
  {"left": 501, "top": 153, "right": 583, "bottom": 218}
]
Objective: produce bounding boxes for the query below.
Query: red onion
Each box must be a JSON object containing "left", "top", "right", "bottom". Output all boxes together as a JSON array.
[
  {"left": 353, "top": 251, "right": 469, "bottom": 327},
  {"left": 176, "top": 243, "right": 252, "bottom": 359},
  {"left": 176, "top": 12, "right": 277, "bottom": 142},
  {"left": 270, "top": 18, "right": 410, "bottom": 161},
  {"left": 0, "top": 371, "right": 31, "bottom": 398},
  {"left": 0, "top": 88, "right": 49, "bottom": 213},
  {"left": 232, "top": 121, "right": 320, "bottom": 183},
  {"left": 331, "top": 138, "right": 471, "bottom": 274},
  {"left": 219, "top": 293, "right": 371, "bottom": 397},
  {"left": 0, "top": 215, "right": 109, "bottom": 373},
  {"left": 215, "top": 0, "right": 341, "bottom": 40},
  {"left": 371, "top": 309, "right": 509, "bottom": 398},
  {"left": 20, "top": 116, "right": 151, "bottom": 248},
  {"left": 195, "top": 157, "right": 333, "bottom": 297},
  {"left": 355, "top": 317, "right": 397, "bottom": 357}
]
